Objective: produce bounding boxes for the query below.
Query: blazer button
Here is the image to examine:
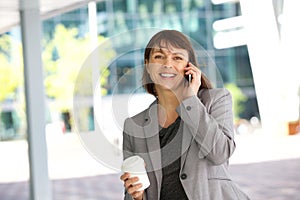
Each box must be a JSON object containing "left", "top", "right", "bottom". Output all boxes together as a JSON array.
[
  {"left": 180, "top": 173, "right": 187, "bottom": 180},
  {"left": 186, "top": 106, "right": 191, "bottom": 111}
]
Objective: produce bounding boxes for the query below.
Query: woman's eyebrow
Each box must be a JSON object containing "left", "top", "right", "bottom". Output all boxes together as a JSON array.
[
  {"left": 172, "top": 52, "right": 185, "bottom": 56},
  {"left": 152, "top": 48, "right": 163, "bottom": 53},
  {"left": 153, "top": 48, "right": 186, "bottom": 56}
]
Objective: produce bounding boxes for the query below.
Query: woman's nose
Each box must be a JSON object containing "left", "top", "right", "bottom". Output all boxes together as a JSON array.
[{"left": 163, "top": 57, "right": 173, "bottom": 68}]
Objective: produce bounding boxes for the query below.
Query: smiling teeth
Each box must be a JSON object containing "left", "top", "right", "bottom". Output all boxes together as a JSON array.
[{"left": 160, "top": 73, "right": 175, "bottom": 77}]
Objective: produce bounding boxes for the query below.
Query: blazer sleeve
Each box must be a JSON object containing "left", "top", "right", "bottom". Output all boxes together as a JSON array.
[
  {"left": 176, "top": 88, "right": 236, "bottom": 165},
  {"left": 122, "top": 118, "right": 148, "bottom": 200},
  {"left": 123, "top": 118, "right": 134, "bottom": 160},
  {"left": 123, "top": 118, "right": 133, "bottom": 200}
]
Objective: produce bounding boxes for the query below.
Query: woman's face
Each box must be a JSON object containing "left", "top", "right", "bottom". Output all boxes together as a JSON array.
[{"left": 145, "top": 45, "right": 189, "bottom": 92}]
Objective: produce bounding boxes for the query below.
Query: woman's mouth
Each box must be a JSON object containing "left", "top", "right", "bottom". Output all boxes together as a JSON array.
[{"left": 159, "top": 73, "right": 176, "bottom": 78}]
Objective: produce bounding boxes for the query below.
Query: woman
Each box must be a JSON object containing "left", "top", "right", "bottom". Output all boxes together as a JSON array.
[{"left": 120, "top": 30, "right": 250, "bottom": 200}]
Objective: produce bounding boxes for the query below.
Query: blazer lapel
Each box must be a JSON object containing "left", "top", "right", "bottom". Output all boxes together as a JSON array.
[
  {"left": 143, "top": 101, "right": 162, "bottom": 196},
  {"left": 180, "top": 123, "right": 193, "bottom": 169}
]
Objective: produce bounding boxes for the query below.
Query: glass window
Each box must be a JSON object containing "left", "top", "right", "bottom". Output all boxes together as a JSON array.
[{"left": 113, "top": 0, "right": 127, "bottom": 12}]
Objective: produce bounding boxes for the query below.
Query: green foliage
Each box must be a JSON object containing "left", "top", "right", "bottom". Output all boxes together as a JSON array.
[
  {"left": 0, "top": 24, "right": 115, "bottom": 115},
  {"left": 43, "top": 24, "right": 115, "bottom": 111},
  {"left": 0, "top": 35, "right": 22, "bottom": 102},
  {"left": 0, "top": 55, "right": 19, "bottom": 101},
  {"left": 225, "top": 83, "right": 248, "bottom": 122},
  {"left": 0, "top": 34, "right": 11, "bottom": 56}
]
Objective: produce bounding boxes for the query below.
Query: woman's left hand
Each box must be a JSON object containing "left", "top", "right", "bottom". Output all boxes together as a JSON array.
[{"left": 181, "top": 62, "right": 202, "bottom": 99}]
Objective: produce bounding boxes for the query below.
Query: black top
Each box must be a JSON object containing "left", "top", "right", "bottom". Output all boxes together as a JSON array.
[{"left": 159, "top": 117, "right": 189, "bottom": 200}]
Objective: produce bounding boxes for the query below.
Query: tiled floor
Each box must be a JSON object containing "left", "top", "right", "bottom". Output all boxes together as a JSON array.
[
  {"left": 0, "top": 174, "right": 123, "bottom": 200},
  {"left": 229, "top": 158, "right": 300, "bottom": 200},
  {"left": 1, "top": 158, "right": 300, "bottom": 200},
  {"left": 1, "top": 132, "right": 300, "bottom": 200}
]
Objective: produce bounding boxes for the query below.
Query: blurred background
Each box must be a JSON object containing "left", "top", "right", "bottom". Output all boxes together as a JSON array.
[{"left": 0, "top": 0, "right": 299, "bottom": 199}]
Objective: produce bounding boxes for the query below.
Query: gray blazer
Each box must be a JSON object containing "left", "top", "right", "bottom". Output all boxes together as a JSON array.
[{"left": 122, "top": 88, "right": 250, "bottom": 200}]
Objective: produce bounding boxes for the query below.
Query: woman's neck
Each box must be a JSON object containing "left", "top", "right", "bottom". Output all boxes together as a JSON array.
[{"left": 156, "top": 89, "right": 180, "bottom": 128}]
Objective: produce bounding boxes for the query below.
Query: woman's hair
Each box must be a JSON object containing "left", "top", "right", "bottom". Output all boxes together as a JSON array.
[{"left": 142, "top": 30, "right": 213, "bottom": 96}]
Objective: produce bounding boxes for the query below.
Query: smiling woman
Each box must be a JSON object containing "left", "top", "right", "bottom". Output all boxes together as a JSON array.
[
  {"left": 142, "top": 30, "right": 212, "bottom": 98},
  {"left": 145, "top": 47, "right": 189, "bottom": 94},
  {"left": 120, "top": 30, "right": 250, "bottom": 200}
]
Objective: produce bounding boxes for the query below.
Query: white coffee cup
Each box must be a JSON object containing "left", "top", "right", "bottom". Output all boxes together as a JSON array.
[{"left": 121, "top": 155, "right": 150, "bottom": 191}]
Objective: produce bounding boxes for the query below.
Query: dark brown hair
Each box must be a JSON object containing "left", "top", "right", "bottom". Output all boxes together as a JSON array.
[{"left": 142, "top": 30, "right": 213, "bottom": 96}]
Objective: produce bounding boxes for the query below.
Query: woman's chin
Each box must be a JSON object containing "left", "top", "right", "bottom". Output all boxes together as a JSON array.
[{"left": 157, "top": 82, "right": 183, "bottom": 93}]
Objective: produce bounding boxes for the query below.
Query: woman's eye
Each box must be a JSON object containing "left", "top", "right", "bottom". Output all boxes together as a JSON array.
[
  {"left": 154, "top": 55, "right": 163, "bottom": 59},
  {"left": 174, "top": 56, "right": 183, "bottom": 60}
]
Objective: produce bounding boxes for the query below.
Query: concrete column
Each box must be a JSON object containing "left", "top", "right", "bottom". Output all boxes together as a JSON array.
[
  {"left": 19, "top": 0, "right": 52, "bottom": 199},
  {"left": 89, "top": 1, "right": 99, "bottom": 131},
  {"left": 240, "top": 0, "right": 286, "bottom": 135},
  {"left": 280, "top": 0, "right": 300, "bottom": 122}
]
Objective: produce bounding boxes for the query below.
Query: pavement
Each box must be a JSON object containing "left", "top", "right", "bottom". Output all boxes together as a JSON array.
[{"left": 0, "top": 129, "right": 300, "bottom": 200}]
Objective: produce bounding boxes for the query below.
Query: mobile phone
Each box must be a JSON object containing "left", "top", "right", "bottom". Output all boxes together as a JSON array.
[
  {"left": 184, "top": 62, "right": 192, "bottom": 86},
  {"left": 185, "top": 74, "right": 192, "bottom": 87}
]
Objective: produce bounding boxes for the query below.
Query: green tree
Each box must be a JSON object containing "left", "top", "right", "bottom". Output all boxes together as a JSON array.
[
  {"left": 225, "top": 83, "right": 248, "bottom": 122},
  {"left": 0, "top": 34, "right": 22, "bottom": 102},
  {"left": 43, "top": 24, "right": 115, "bottom": 113}
]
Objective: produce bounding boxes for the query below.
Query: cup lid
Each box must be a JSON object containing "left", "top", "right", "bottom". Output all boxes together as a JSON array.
[{"left": 121, "top": 155, "right": 145, "bottom": 172}]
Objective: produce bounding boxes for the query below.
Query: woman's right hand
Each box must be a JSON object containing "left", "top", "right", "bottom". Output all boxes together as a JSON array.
[{"left": 120, "top": 172, "right": 144, "bottom": 200}]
